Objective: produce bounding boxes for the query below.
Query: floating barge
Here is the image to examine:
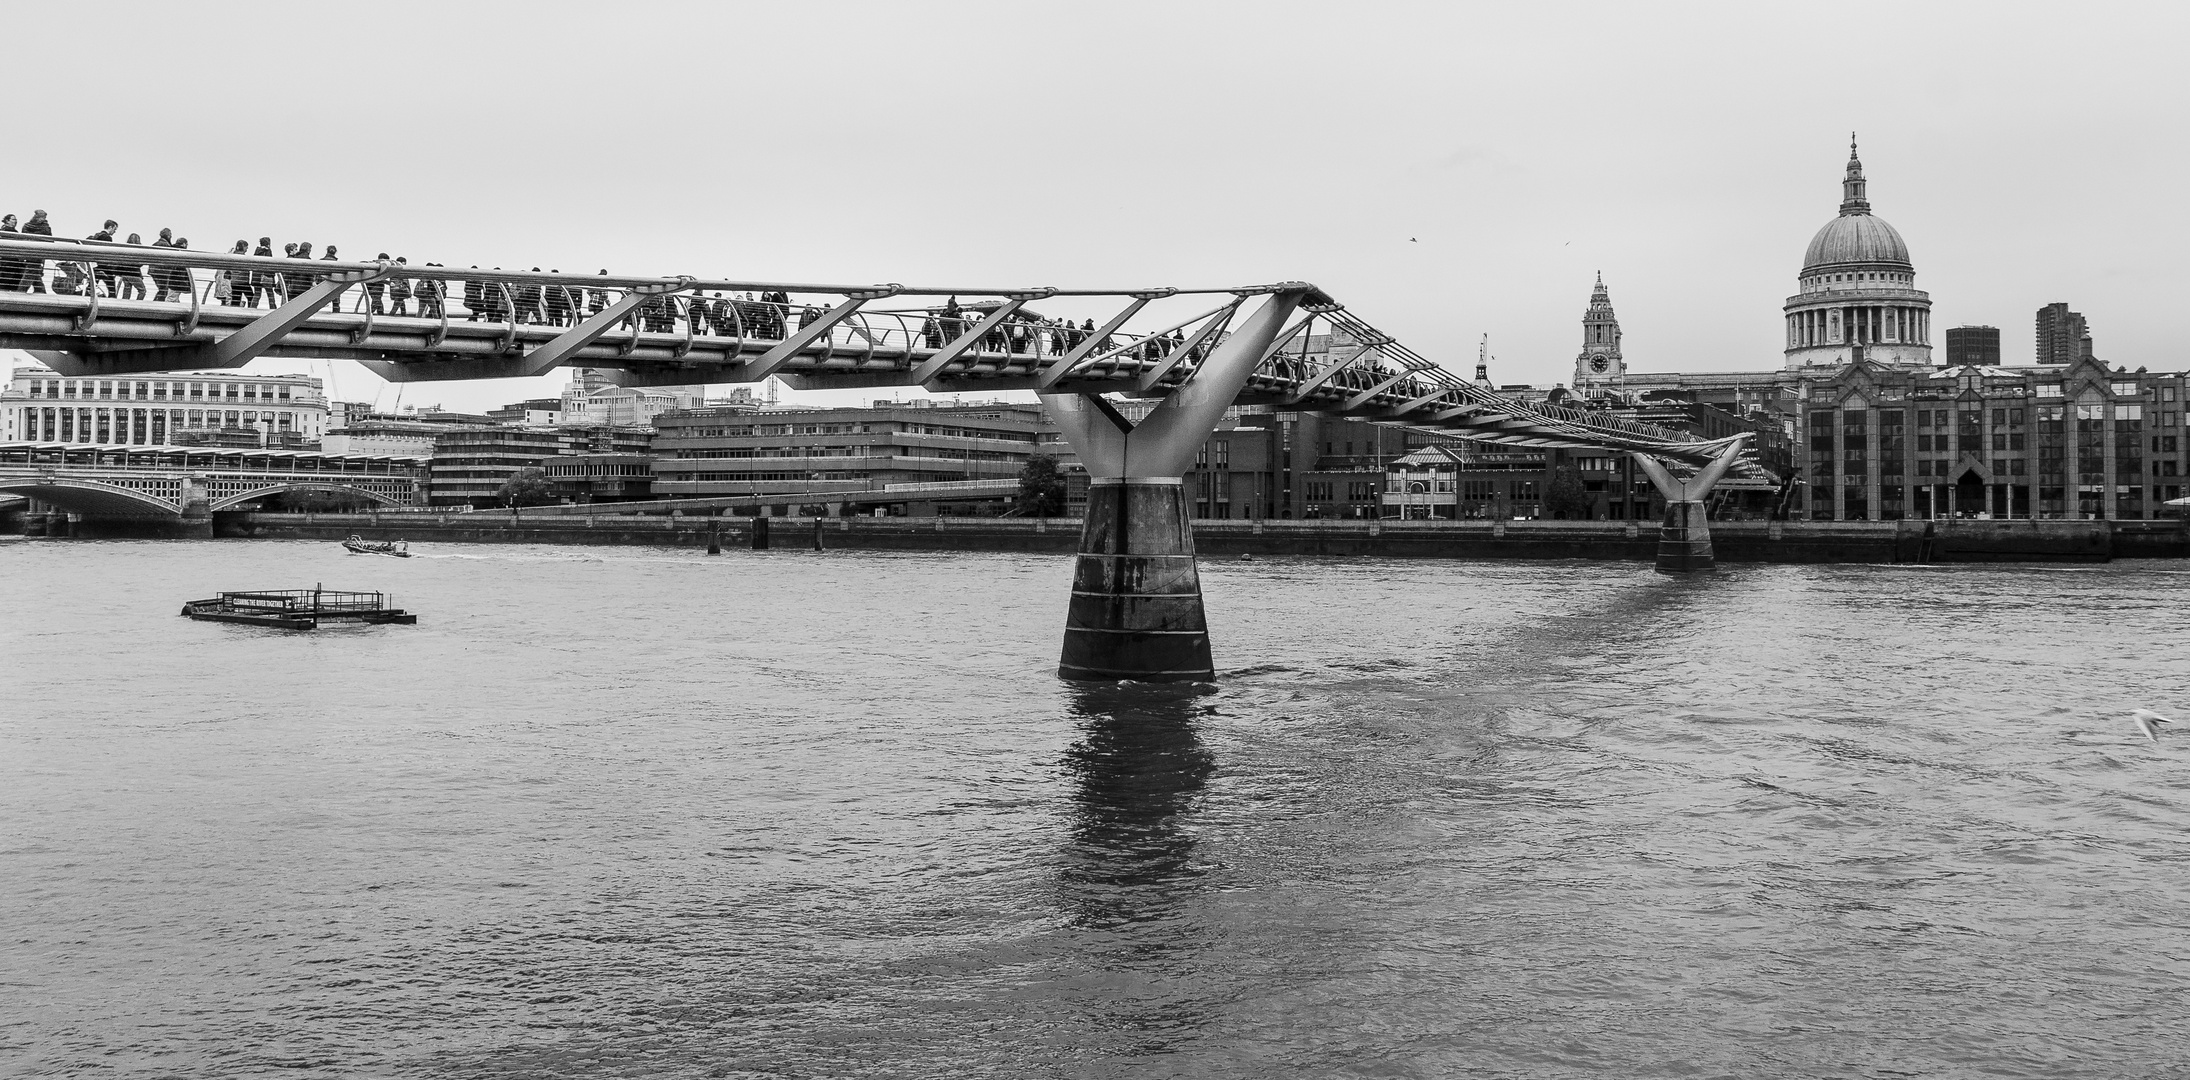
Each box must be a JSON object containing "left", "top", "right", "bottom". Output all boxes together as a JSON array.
[{"left": 180, "top": 586, "right": 418, "bottom": 630}]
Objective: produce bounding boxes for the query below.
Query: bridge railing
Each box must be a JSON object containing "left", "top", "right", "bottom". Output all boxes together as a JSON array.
[
  {"left": 0, "top": 234, "right": 1226, "bottom": 368},
  {"left": 0, "top": 233, "right": 1757, "bottom": 468}
]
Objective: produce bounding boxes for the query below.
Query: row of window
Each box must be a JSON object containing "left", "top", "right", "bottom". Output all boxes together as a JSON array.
[
  {"left": 18, "top": 378, "right": 305, "bottom": 403},
  {"left": 1302, "top": 481, "right": 1386, "bottom": 501},
  {"left": 13, "top": 407, "right": 303, "bottom": 443},
  {"left": 1815, "top": 484, "right": 2169, "bottom": 521},
  {"left": 1808, "top": 382, "right": 2179, "bottom": 403},
  {"left": 1814, "top": 405, "right": 2172, "bottom": 429},
  {"left": 670, "top": 471, "right": 874, "bottom": 482},
  {"left": 661, "top": 422, "right": 1033, "bottom": 441}
]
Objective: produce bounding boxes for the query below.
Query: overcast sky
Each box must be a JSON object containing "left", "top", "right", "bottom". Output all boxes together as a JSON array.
[{"left": 8, "top": 0, "right": 2187, "bottom": 411}]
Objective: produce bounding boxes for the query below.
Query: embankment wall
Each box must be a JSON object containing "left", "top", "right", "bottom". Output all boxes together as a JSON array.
[{"left": 207, "top": 512, "right": 2190, "bottom": 564}]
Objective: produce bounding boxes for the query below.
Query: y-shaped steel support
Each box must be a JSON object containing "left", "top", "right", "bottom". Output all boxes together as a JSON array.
[
  {"left": 1038, "top": 289, "right": 1305, "bottom": 681},
  {"left": 1631, "top": 436, "right": 1749, "bottom": 573}
]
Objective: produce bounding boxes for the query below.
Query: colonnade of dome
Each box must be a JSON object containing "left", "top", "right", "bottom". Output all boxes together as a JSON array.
[{"left": 1781, "top": 138, "right": 1933, "bottom": 370}]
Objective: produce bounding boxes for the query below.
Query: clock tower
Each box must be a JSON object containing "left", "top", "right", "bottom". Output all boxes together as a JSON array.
[{"left": 1573, "top": 272, "right": 1624, "bottom": 397}]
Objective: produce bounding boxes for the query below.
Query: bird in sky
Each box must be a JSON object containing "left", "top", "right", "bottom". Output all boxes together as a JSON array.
[
  {"left": 2131, "top": 709, "right": 2173, "bottom": 742},
  {"left": 1409, "top": 237, "right": 1417, "bottom": 243}
]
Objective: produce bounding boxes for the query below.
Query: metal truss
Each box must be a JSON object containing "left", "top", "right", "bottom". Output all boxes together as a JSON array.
[{"left": 0, "top": 235, "right": 1760, "bottom": 471}]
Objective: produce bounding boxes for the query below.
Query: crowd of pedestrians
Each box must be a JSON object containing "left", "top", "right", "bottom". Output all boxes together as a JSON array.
[{"left": 1, "top": 209, "right": 1201, "bottom": 365}]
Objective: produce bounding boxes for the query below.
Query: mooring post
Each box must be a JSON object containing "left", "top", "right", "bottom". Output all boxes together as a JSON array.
[
  {"left": 1038, "top": 289, "right": 1306, "bottom": 681},
  {"left": 1631, "top": 436, "right": 1749, "bottom": 573}
]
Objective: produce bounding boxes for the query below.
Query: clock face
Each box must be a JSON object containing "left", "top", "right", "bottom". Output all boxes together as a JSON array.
[{"left": 1590, "top": 355, "right": 1609, "bottom": 373}]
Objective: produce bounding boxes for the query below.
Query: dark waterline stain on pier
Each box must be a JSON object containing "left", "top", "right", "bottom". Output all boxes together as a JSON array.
[{"left": 3, "top": 540, "right": 2188, "bottom": 1078}]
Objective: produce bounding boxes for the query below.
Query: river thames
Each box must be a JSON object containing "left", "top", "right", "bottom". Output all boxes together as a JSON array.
[{"left": 3, "top": 539, "right": 2187, "bottom": 1078}]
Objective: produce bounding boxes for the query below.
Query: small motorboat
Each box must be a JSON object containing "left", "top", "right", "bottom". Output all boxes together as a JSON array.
[
  {"left": 342, "top": 535, "right": 411, "bottom": 557},
  {"left": 181, "top": 586, "right": 418, "bottom": 630}
]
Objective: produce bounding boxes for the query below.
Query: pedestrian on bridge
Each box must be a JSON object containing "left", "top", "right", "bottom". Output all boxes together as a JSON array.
[
  {"left": 214, "top": 241, "right": 250, "bottom": 305},
  {"left": 483, "top": 269, "right": 510, "bottom": 322},
  {"left": 21, "top": 210, "right": 53, "bottom": 293},
  {"left": 320, "top": 245, "right": 342, "bottom": 306},
  {"left": 939, "top": 296, "right": 963, "bottom": 344},
  {"left": 519, "top": 269, "right": 546, "bottom": 325},
  {"left": 282, "top": 242, "right": 307, "bottom": 301},
  {"left": 248, "top": 239, "right": 275, "bottom": 309},
  {"left": 365, "top": 253, "right": 392, "bottom": 315},
  {"left": 288, "top": 243, "right": 315, "bottom": 303},
  {"left": 117, "top": 236, "right": 148, "bottom": 300},
  {"left": 387, "top": 257, "right": 411, "bottom": 317},
  {"left": 0, "top": 214, "right": 22, "bottom": 293},
  {"left": 85, "top": 221, "right": 118, "bottom": 297},
  {"left": 463, "top": 269, "right": 483, "bottom": 321},
  {"left": 149, "top": 230, "right": 178, "bottom": 301},
  {"left": 547, "top": 272, "right": 574, "bottom": 327}
]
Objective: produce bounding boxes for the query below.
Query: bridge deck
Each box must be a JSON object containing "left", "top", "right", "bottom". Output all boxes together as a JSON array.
[{"left": 0, "top": 235, "right": 1757, "bottom": 469}]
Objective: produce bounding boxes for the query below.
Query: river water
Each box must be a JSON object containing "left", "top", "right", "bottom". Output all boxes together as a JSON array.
[{"left": 2, "top": 538, "right": 2187, "bottom": 1079}]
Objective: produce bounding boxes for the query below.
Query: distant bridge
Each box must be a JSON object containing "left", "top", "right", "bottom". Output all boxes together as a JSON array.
[
  {"left": 0, "top": 232, "right": 1756, "bottom": 679},
  {"left": 0, "top": 442, "right": 423, "bottom": 532}
]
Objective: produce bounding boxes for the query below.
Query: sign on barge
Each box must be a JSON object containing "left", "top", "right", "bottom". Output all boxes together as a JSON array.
[{"left": 180, "top": 586, "right": 418, "bottom": 630}]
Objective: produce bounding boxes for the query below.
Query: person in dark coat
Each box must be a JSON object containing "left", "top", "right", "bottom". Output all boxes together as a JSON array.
[
  {"left": 386, "top": 257, "right": 411, "bottom": 316},
  {"left": 365, "top": 252, "right": 391, "bottom": 314},
  {"left": 167, "top": 238, "right": 194, "bottom": 303},
  {"left": 464, "top": 269, "right": 483, "bottom": 321},
  {"left": 519, "top": 268, "right": 546, "bottom": 325},
  {"left": 149, "top": 229, "right": 178, "bottom": 301},
  {"left": 22, "top": 210, "right": 53, "bottom": 292},
  {"left": 426, "top": 263, "right": 448, "bottom": 318},
  {"left": 319, "top": 244, "right": 344, "bottom": 307},
  {"left": 484, "top": 269, "right": 509, "bottom": 322},
  {"left": 247, "top": 239, "right": 274, "bottom": 308},
  {"left": 290, "top": 242, "right": 316, "bottom": 301},
  {"left": 545, "top": 271, "right": 572, "bottom": 327},
  {"left": 0, "top": 214, "right": 21, "bottom": 292},
  {"left": 86, "top": 220, "right": 118, "bottom": 296}
]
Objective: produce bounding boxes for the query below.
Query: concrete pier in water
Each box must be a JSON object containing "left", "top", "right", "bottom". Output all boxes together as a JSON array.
[{"left": 1060, "top": 479, "right": 1212, "bottom": 681}]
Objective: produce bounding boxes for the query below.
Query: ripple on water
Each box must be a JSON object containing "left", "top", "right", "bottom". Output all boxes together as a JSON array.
[{"left": 1, "top": 543, "right": 2188, "bottom": 1078}]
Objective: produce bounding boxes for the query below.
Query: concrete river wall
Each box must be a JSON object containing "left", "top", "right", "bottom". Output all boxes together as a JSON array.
[{"left": 215, "top": 512, "right": 2190, "bottom": 564}]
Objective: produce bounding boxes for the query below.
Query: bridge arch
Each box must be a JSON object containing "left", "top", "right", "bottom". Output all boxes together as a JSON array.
[
  {"left": 0, "top": 478, "right": 182, "bottom": 517},
  {"left": 208, "top": 482, "right": 409, "bottom": 511}
]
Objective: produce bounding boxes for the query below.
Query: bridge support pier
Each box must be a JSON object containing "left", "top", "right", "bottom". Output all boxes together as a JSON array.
[
  {"left": 177, "top": 481, "right": 213, "bottom": 540},
  {"left": 1631, "top": 437, "right": 1749, "bottom": 574},
  {"left": 1040, "top": 289, "right": 1306, "bottom": 682},
  {"left": 1061, "top": 478, "right": 1210, "bottom": 681}
]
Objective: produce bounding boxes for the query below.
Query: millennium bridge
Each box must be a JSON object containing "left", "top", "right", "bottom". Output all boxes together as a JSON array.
[{"left": 0, "top": 233, "right": 1761, "bottom": 681}]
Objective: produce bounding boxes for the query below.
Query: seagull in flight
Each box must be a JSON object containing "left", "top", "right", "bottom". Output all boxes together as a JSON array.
[{"left": 2131, "top": 709, "right": 2173, "bottom": 742}]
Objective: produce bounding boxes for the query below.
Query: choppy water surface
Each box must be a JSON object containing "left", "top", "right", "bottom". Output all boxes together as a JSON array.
[{"left": 3, "top": 539, "right": 2188, "bottom": 1079}]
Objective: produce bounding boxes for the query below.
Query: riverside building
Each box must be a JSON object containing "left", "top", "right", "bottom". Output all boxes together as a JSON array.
[
  {"left": 650, "top": 401, "right": 1049, "bottom": 499},
  {"left": 427, "top": 424, "right": 654, "bottom": 507},
  {"left": 0, "top": 366, "right": 329, "bottom": 446}
]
